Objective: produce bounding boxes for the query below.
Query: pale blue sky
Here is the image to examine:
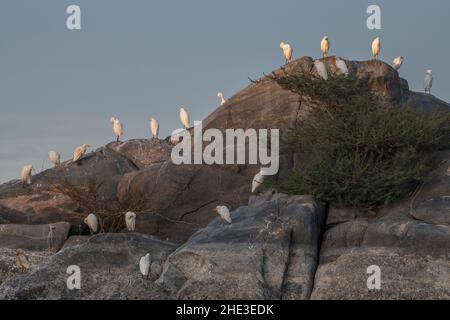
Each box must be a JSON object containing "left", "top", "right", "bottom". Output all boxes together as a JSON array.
[{"left": 1, "top": 0, "right": 449, "bottom": 182}]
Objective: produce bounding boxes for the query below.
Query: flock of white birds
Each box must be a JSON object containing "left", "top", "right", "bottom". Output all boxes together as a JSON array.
[{"left": 15, "top": 35, "right": 437, "bottom": 277}]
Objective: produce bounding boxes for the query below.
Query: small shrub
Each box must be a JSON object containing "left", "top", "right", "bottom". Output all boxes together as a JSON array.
[{"left": 270, "top": 71, "right": 450, "bottom": 209}]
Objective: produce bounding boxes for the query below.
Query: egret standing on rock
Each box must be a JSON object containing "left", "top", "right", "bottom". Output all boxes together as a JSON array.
[
  {"left": 372, "top": 37, "right": 381, "bottom": 60},
  {"left": 179, "top": 107, "right": 190, "bottom": 129},
  {"left": 72, "top": 144, "right": 91, "bottom": 164},
  {"left": 314, "top": 60, "right": 328, "bottom": 80},
  {"left": 424, "top": 70, "right": 433, "bottom": 94},
  {"left": 321, "top": 36, "right": 330, "bottom": 59},
  {"left": 150, "top": 118, "right": 159, "bottom": 139},
  {"left": 214, "top": 206, "right": 232, "bottom": 224},
  {"left": 20, "top": 164, "right": 35, "bottom": 187},
  {"left": 392, "top": 56, "right": 404, "bottom": 70},
  {"left": 279, "top": 42, "right": 293, "bottom": 64},
  {"left": 84, "top": 213, "right": 99, "bottom": 234},
  {"left": 139, "top": 253, "right": 151, "bottom": 279},
  {"left": 335, "top": 57, "right": 349, "bottom": 76},
  {"left": 110, "top": 117, "right": 123, "bottom": 142},
  {"left": 217, "top": 92, "right": 226, "bottom": 106},
  {"left": 48, "top": 150, "right": 61, "bottom": 167},
  {"left": 252, "top": 169, "right": 266, "bottom": 193},
  {"left": 125, "top": 211, "right": 136, "bottom": 232}
]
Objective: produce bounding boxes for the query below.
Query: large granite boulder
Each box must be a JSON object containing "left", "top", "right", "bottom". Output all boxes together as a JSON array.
[
  {"left": 0, "top": 233, "right": 177, "bottom": 300},
  {"left": 310, "top": 151, "right": 450, "bottom": 300},
  {"left": 0, "top": 248, "right": 53, "bottom": 286},
  {"left": 117, "top": 162, "right": 254, "bottom": 244},
  {"left": 0, "top": 222, "right": 71, "bottom": 252},
  {"left": 158, "top": 193, "right": 326, "bottom": 300},
  {"left": 107, "top": 139, "right": 172, "bottom": 169},
  {"left": 0, "top": 56, "right": 449, "bottom": 250},
  {"left": 0, "top": 147, "right": 138, "bottom": 226}
]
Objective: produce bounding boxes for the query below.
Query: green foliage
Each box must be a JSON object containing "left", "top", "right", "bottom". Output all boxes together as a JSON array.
[{"left": 271, "top": 72, "right": 450, "bottom": 209}]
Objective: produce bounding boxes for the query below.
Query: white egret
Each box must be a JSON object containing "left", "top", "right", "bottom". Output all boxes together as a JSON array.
[
  {"left": 321, "top": 36, "right": 330, "bottom": 59},
  {"left": 150, "top": 118, "right": 159, "bottom": 139},
  {"left": 279, "top": 42, "right": 293, "bottom": 64},
  {"left": 214, "top": 206, "right": 232, "bottom": 224},
  {"left": 424, "top": 70, "right": 433, "bottom": 94},
  {"left": 110, "top": 117, "right": 123, "bottom": 142},
  {"left": 20, "top": 164, "right": 35, "bottom": 187},
  {"left": 125, "top": 211, "right": 136, "bottom": 232},
  {"left": 372, "top": 37, "right": 381, "bottom": 60}
]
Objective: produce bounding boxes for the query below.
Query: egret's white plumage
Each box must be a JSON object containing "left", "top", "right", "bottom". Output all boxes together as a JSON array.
[
  {"left": 321, "top": 36, "right": 330, "bottom": 59},
  {"left": 125, "top": 211, "right": 136, "bottom": 231},
  {"left": 314, "top": 60, "right": 328, "bottom": 80},
  {"left": 372, "top": 37, "right": 381, "bottom": 60},
  {"left": 139, "top": 253, "right": 151, "bottom": 279},
  {"left": 214, "top": 206, "right": 232, "bottom": 224},
  {"left": 335, "top": 57, "right": 349, "bottom": 76},
  {"left": 110, "top": 117, "right": 123, "bottom": 142},
  {"left": 150, "top": 118, "right": 159, "bottom": 139},
  {"left": 21, "top": 164, "right": 35, "bottom": 187},
  {"left": 424, "top": 69, "right": 433, "bottom": 94},
  {"left": 252, "top": 169, "right": 265, "bottom": 193},
  {"left": 217, "top": 92, "right": 226, "bottom": 106},
  {"left": 279, "top": 42, "right": 293, "bottom": 64},
  {"left": 48, "top": 150, "right": 61, "bottom": 167},
  {"left": 84, "top": 213, "right": 99, "bottom": 234},
  {"left": 392, "top": 56, "right": 404, "bottom": 71},
  {"left": 72, "top": 144, "right": 91, "bottom": 163},
  {"left": 179, "top": 107, "right": 190, "bottom": 129}
]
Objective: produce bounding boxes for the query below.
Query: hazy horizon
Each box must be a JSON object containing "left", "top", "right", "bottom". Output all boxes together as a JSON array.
[{"left": 1, "top": 0, "right": 450, "bottom": 183}]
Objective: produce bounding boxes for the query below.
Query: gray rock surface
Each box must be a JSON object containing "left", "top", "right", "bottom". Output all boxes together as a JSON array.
[
  {"left": 0, "top": 222, "right": 71, "bottom": 251},
  {"left": 311, "top": 151, "right": 450, "bottom": 299},
  {"left": 159, "top": 193, "right": 326, "bottom": 300},
  {"left": 0, "top": 233, "right": 177, "bottom": 300}
]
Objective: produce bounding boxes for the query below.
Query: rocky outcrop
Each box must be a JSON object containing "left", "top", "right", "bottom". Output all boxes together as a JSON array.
[
  {"left": 1, "top": 57, "right": 449, "bottom": 243},
  {"left": 310, "top": 151, "right": 450, "bottom": 299},
  {"left": 108, "top": 139, "right": 173, "bottom": 169},
  {"left": 0, "top": 248, "right": 53, "bottom": 286},
  {"left": 0, "top": 222, "right": 70, "bottom": 252},
  {"left": 0, "top": 147, "right": 138, "bottom": 226},
  {"left": 1, "top": 57, "right": 450, "bottom": 300},
  {"left": 0, "top": 233, "right": 177, "bottom": 300},
  {"left": 159, "top": 193, "right": 326, "bottom": 299}
]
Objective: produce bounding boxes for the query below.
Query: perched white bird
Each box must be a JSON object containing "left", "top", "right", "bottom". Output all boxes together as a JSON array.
[
  {"left": 279, "top": 42, "right": 293, "bottom": 64},
  {"left": 214, "top": 206, "right": 232, "bottom": 224},
  {"left": 110, "top": 117, "right": 123, "bottom": 142},
  {"left": 372, "top": 37, "right": 381, "bottom": 60},
  {"left": 84, "top": 213, "right": 99, "bottom": 234},
  {"left": 150, "top": 118, "right": 159, "bottom": 139},
  {"left": 424, "top": 69, "right": 433, "bottom": 94},
  {"left": 314, "top": 60, "right": 328, "bottom": 80},
  {"left": 125, "top": 211, "right": 136, "bottom": 232},
  {"left": 335, "top": 57, "right": 349, "bottom": 76},
  {"left": 179, "top": 107, "right": 190, "bottom": 129},
  {"left": 252, "top": 169, "right": 266, "bottom": 193},
  {"left": 217, "top": 92, "right": 226, "bottom": 106},
  {"left": 48, "top": 150, "right": 61, "bottom": 167},
  {"left": 72, "top": 144, "right": 91, "bottom": 163},
  {"left": 139, "top": 253, "right": 151, "bottom": 279},
  {"left": 321, "top": 36, "right": 330, "bottom": 59},
  {"left": 392, "top": 56, "right": 404, "bottom": 71},
  {"left": 21, "top": 164, "right": 35, "bottom": 187}
]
